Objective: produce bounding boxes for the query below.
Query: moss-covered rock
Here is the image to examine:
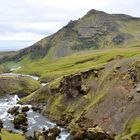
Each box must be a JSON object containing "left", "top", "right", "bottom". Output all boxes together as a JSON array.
[
  {"left": 12, "top": 113, "right": 28, "bottom": 130},
  {"left": 7, "top": 106, "right": 19, "bottom": 115}
]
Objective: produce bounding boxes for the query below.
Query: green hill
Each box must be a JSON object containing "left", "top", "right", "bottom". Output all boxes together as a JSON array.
[
  {"left": 0, "top": 9, "right": 140, "bottom": 140},
  {"left": 1, "top": 9, "right": 140, "bottom": 63}
]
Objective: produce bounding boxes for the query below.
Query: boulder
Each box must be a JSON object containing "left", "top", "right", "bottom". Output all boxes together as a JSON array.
[
  {"left": 56, "top": 120, "right": 66, "bottom": 126},
  {"left": 47, "top": 133, "right": 56, "bottom": 140},
  {"left": 13, "top": 113, "right": 27, "bottom": 125},
  {"left": 21, "top": 106, "right": 30, "bottom": 112},
  {"left": 31, "top": 106, "right": 41, "bottom": 112},
  {"left": 85, "top": 126, "right": 106, "bottom": 140},
  {"left": 21, "top": 125, "right": 28, "bottom": 132},
  {"left": 13, "top": 113, "right": 28, "bottom": 130},
  {"left": 34, "top": 131, "right": 45, "bottom": 140},
  {"left": 73, "top": 130, "right": 85, "bottom": 140},
  {"left": 48, "top": 127, "right": 61, "bottom": 137},
  {"left": 8, "top": 106, "right": 19, "bottom": 115}
]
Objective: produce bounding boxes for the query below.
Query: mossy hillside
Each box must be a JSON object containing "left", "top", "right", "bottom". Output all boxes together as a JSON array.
[
  {"left": 7, "top": 47, "right": 140, "bottom": 82},
  {"left": 116, "top": 117, "right": 140, "bottom": 140},
  {"left": 0, "top": 65, "right": 10, "bottom": 74},
  {"left": 0, "top": 75, "right": 41, "bottom": 96},
  {"left": 0, "top": 129, "right": 26, "bottom": 140},
  {"left": 21, "top": 53, "right": 140, "bottom": 136},
  {"left": 43, "top": 61, "right": 119, "bottom": 127},
  {"left": 20, "top": 85, "right": 50, "bottom": 103}
]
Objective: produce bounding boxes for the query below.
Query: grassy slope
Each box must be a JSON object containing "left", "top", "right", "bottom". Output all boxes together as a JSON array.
[
  {"left": 116, "top": 118, "right": 140, "bottom": 140},
  {"left": 0, "top": 75, "right": 41, "bottom": 96},
  {"left": 7, "top": 47, "right": 140, "bottom": 82},
  {"left": 16, "top": 47, "right": 140, "bottom": 139},
  {"left": 0, "top": 129, "right": 25, "bottom": 140}
]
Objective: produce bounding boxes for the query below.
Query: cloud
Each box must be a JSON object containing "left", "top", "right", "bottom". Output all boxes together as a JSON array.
[{"left": 0, "top": 0, "right": 140, "bottom": 51}]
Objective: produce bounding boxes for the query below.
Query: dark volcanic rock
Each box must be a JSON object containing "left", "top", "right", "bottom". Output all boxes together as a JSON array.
[
  {"left": 8, "top": 106, "right": 19, "bottom": 115},
  {"left": 21, "top": 106, "right": 30, "bottom": 112},
  {"left": 13, "top": 113, "right": 28, "bottom": 130}
]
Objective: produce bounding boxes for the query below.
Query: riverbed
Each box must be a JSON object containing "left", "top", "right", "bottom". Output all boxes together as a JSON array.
[{"left": 0, "top": 73, "right": 70, "bottom": 140}]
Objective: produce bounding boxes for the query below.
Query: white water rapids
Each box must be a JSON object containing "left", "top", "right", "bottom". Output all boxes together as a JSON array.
[{"left": 0, "top": 73, "right": 70, "bottom": 139}]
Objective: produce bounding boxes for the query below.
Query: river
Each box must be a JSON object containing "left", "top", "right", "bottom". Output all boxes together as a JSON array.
[{"left": 0, "top": 73, "right": 70, "bottom": 139}]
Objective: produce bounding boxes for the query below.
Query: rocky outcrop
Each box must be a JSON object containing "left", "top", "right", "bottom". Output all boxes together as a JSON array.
[
  {"left": 59, "top": 68, "right": 99, "bottom": 98},
  {"left": 59, "top": 74, "right": 84, "bottom": 98}
]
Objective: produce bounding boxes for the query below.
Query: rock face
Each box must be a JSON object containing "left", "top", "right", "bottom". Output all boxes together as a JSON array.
[
  {"left": 59, "top": 69, "right": 98, "bottom": 99},
  {"left": 59, "top": 74, "right": 84, "bottom": 98},
  {"left": 36, "top": 57, "right": 140, "bottom": 139}
]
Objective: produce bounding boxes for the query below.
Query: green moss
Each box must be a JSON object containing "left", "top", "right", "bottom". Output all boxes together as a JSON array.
[
  {"left": 47, "top": 77, "right": 63, "bottom": 89},
  {"left": 7, "top": 47, "right": 139, "bottom": 82},
  {"left": 0, "top": 129, "right": 26, "bottom": 140},
  {"left": 116, "top": 118, "right": 140, "bottom": 140},
  {"left": 0, "top": 75, "right": 41, "bottom": 96},
  {"left": 20, "top": 86, "right": 50, "bottom": 103}
]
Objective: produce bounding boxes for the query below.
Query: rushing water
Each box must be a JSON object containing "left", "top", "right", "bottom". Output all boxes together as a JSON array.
[
  {"left": 0, "top": 73, "right": 70, "bottom": 139},
  {"left": 0, "top": 95, "right": 70, "bottom": 139},
  {"left": 1, "top": 73, "right": 39, "bottom": 81}
]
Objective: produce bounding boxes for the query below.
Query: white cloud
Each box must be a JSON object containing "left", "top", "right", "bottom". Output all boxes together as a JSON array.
[{"left": 0, "top": 0, "right": 140, "bottom": 51}]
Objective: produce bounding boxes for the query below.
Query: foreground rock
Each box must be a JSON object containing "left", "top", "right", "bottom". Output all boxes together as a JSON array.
[
  {"left": 12, "top": 113, "right": 28, "bottom": 131},
  {"left": 21, "top": 106, "right": 30, "bottom": 112},
  {"left": 8, "top": 106, "right": 19, "bottom": 115},
  {"left": 26, "top": 127, "right": 61, "bottom": 140},
  {"left": 86, "top": 127, "right": 106, "bottom": 139}
]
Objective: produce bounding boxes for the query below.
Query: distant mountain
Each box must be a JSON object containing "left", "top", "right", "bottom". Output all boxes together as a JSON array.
[{"left": 1, "top": 9, "right": 140, "bottom": 62}]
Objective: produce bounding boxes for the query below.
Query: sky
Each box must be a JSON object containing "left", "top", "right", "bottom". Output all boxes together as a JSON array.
[{"left": 0, "top": 0, "right": 140, "bottom": 51}]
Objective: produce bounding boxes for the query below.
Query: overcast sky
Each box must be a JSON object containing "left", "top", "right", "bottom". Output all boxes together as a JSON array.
[{"left": 0, "top": 0, "right": 140, "bottom": 51}]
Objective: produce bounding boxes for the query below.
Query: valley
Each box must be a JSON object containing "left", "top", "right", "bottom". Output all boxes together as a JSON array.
[{"left": 0, "top": 9, "right": 140, "bottom": 140}]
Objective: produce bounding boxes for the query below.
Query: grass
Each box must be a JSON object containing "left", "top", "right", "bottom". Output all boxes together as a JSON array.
[
  {"left": 116, "top": 118, "right": 140, "bottom": 140},
  {"left": 0, "top": 129, "right": 26, "bottom": 140},
  {"left": 3, "top": 47, "right": 140, "bottom": 82},
  {"left": 0, "top": 75, "right": 41, "bottom": 96}
]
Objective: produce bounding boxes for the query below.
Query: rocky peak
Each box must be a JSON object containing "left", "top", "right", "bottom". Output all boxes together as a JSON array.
[{"left": 86, "top": 9, "right": 106, "bottom": 16}]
